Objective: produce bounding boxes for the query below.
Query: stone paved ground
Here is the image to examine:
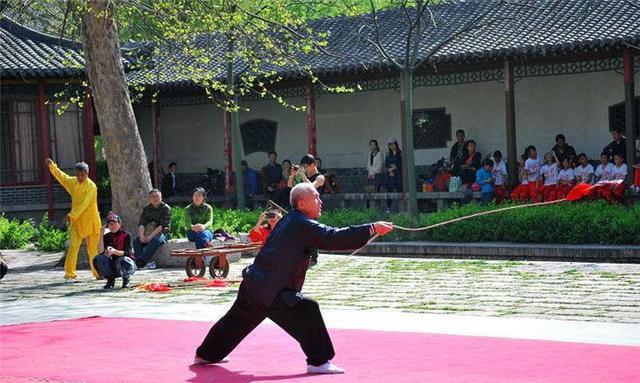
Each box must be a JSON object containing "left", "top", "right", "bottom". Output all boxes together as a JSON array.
[{"left": 1, "top": 250, "right": 639, "bottom": 323}]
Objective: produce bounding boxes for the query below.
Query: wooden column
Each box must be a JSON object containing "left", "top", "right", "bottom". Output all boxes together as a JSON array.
[
  {"left": 37, "top": 81, "right": 54, "bottom": 220},
  {"left": 223, "top": 110, "right": 233, "bottom": 194},
  {"left": 623, "top": 48, "right": 637, "bottom": 184},
  {"left": 151, "top": 102, "right": 162, "bottom": 189},
  {"left": 504, "top": 59, "right": 518, "bottom": 186},
  {"left": 306, "top": 79, "right": 317, "bottom": 156},
  {"left": 83, "top": 94, "right": 97, "bottom": 181}
]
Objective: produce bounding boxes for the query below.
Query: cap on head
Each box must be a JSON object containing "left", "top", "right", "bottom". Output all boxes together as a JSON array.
[{"left": 106, "top": 212, "right": 121, "bottom": 222}]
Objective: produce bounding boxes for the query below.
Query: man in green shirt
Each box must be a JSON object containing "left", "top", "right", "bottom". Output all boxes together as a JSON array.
[
  {"left": 186, "top": 187, "right": 214, "bottom": 249},
  {"left": 133, "top": 189, "right": 172, "bottom": 268}
]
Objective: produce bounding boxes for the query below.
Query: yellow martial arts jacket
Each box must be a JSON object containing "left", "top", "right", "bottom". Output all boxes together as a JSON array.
[{"left": 48, "top": 162, "right": 101, "bottom": 238}]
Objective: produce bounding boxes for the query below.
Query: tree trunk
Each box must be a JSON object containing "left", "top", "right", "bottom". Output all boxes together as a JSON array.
[
  {"left": 402, "top": 67, "right": 418, "bottom": 216},
  {"left": 227, "top": 37, "right": 245, "bottom": 209},
  {"left": 81, "top": 0, "right": 151, "bottom": 231}
]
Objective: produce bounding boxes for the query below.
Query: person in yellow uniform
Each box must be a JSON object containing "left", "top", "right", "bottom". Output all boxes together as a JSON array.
[{"left": 46, "top": 158, "right": 101, "bottom": 281}]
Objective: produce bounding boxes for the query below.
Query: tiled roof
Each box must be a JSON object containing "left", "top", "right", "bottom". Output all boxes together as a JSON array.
[
  {"left": 2, "top": 0, "right": 639, "bottom": 84},
  {"left": 128, "top": 0, "right": 640, "bottom": 87},
  {"left": 0, "top": 17, "right": 85, "bottom": 78}
]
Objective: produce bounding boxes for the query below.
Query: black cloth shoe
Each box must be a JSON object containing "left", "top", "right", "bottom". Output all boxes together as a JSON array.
[
  {"left": 122, "top": 276, "right": 130, "bottom": 289},
  {"left": 103, "top": 278, "right": 115, "bottom": 289}
]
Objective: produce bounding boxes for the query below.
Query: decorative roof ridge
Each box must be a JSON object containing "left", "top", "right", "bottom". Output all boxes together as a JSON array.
[{"left": 0, "top": 15, "right": 82, "bottom": 50}]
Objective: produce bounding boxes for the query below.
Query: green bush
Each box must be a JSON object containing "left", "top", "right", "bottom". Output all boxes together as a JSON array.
[
  {"left": 0, "top": 215, "right": 36, "bottom": 249},
  {"left": 169, "top": 202, "right": 640, "bottom": 244},
  {"left": 34, "top": 216, "right": 68, "bottom": 252}
]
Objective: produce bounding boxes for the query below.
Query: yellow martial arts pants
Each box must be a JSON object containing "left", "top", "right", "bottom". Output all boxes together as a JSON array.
[{"left": 65, "top": 225, "right": 100, "bottom": 279}]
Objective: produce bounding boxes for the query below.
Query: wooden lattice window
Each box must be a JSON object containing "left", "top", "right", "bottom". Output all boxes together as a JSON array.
[
  {"left": 240, "top": 119, "right": 277, "bottom": 155},
  {"left": 608, "top": 97, "right": 640, "bottom": 135},
  {"left": 413, "top": 108, "right": 451, "bottom": 149}
]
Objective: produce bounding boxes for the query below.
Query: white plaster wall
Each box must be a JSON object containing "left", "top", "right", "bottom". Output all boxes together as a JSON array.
[
  {"left": 135, "top": 104, "right": 225, "bottom": 172},
  {"left": 135, "top": 68, "right": 636, "bottom": 172}
]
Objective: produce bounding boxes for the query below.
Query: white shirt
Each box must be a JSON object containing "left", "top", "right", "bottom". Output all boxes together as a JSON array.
[
  {"left": 558, "top": 168, "right": 575, "bottom": 184},
  {"left": 574, "top": 164, "right": 594, "bottom": 183},
  {"left": 540, "top": 163, "right": 558, "bottom": 186},
  {"left": 367, "top": 151, "right": 384, "bottom": 177},
  {"left": 610, "top": 163, "right": 628, "bottom": 181},
  {"left": 524, "top": 158, "right": 541, "bottom": 183},
  {"left": 595, "top": 163, "right": 615, "bottom": 181},
  {"left": 492, "top": 160, "right": 508, "bottom": 186}
]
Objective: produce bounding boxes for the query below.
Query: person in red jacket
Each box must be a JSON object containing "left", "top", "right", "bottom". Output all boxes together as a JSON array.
[{"left": 248, "top": 210, "right": 283, "bottom": 247}]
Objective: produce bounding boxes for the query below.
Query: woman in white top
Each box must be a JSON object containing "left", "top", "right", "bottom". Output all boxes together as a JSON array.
[{"left": 367, "top": 139, "right": 384, "bottom": 192}]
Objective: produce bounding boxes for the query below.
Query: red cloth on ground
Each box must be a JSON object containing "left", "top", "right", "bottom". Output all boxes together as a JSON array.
[{"left": 249, "top": 226, "right": 271, "bottom": 247}]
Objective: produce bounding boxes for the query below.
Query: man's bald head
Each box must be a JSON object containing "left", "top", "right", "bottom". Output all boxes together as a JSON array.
[{"left": 290, "top": 183, "right": 323, "bottom": 218}]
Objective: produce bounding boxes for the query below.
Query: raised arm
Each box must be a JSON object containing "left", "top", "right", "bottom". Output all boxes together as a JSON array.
[
  {"left": 307, "top": 220, "right": 393, "bottom": 251},
  {"left": 46, "top": 159, "right": 75, "bottom": 193}
]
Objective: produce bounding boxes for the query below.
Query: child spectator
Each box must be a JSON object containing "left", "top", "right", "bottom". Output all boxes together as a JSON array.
[
  {"left": 557, "top": 157, "right": 576, "bottom": 199},
  {"left": 511, "top": 154, "right": 530, "bottom": 202},
  {"left": 248, "top": 210, "right": 283, "bottom": 248},
  {"left": 524, "top": 146, "right": 542, "bottom": 202},
  {"left": 574, "top": 153, "right": 594, "bottom": 184},
  {"left": 539, "top": 152, "right": 559, "bottom": 201},
  {"left": 475, "top": 158, "right": 495, "bottom": 203},
  {"left": 491, "top": 150, "right": 508, "bottom": 204},
  {"left": 594, "top": 152, "right": 614, "bottom": 182},
  {"left": 610, "top": 154, "right": 628, "bottom": 201}
]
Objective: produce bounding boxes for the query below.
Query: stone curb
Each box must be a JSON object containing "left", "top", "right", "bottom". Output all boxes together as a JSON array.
[{"left": 329, "top": 242, "right": 640, "bottom": 263}]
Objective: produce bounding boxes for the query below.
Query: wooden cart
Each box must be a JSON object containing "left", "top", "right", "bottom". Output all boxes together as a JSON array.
[{"left": 171, "top": 243, "right": 261, "bottom": 279}]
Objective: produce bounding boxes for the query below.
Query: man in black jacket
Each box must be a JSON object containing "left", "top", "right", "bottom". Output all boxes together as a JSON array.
[{"left": 195, "top": 183, "right": 393, "bottom": 374}]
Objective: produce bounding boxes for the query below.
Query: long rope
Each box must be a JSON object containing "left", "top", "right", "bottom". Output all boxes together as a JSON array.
[{"left": 348, "top": 198, "right": 566, "bottom": 256}]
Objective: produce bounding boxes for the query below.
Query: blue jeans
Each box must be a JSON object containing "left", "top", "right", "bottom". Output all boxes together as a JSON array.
[
  {"left": 93, "top": 254, "right": 136, "bottom": 279},
  {"left": 133, "top": 233, "right": 168, "bottom": 267},
  {"left": 187, "top": 229, "right": 214, "bottom": 249}
]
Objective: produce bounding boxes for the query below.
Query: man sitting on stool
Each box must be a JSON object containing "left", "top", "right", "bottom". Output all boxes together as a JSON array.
[
  {"left": 93, "top": 212, "right": 136, "bottom": 289},
  {"left": 194, "top": 183, "right": 393, "bottom": 374}
]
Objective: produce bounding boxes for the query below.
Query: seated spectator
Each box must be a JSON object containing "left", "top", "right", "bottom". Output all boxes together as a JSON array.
[
  {"left": 186, "top": 187, "right": 214, "bottom": 249},
  {"left": 433, "top": 167, "right": 451, "bottom": 192},
  {"left": 261, "top": 151, "right": 284, "bottom": 203},
  {"left": 248, "top": 209, "right": 283, "bottom": 248},
  {"left": 511, "top": 154, "right": 530, "bottom": 202},
  {"left": 610, "top": 153, "right": 628, "bottom": 201},
  {"left": 594, "top": 152, "right": 614, "bottom": 182},
  {"left": 161, "top": 162, "right": 178, "bottom": 197},
  {"left": 575, "top": 153, "right": 594, "bottom": 184},
  {"left": 242, "top": 160, "right": 259, "bottom": 209},
  {"left": 367, "top": 139, "right": 384, "bottom": 193},
  {"left": 133, "top": 189, "right": 171, "bottom": 269},
  {"left": 93, "top": 212, "right": 136, "bottom": 289},
  {"left": 632, "top": 158, "right": 640, "bottom": 194},
  {"left": 524, "top": 146, "right": 542, "bottom": 202},
  {"left": 556, "top": 157, "right": 576, "bottom": 199},
  {"left": 551, "top": 134, "right": 577, "bottom": 166},
  {"left": 449, "top": 129, "right": 468, "bottom": 176},
  {"left": 603, "top": 128, "right": 626, "bottom": 160},
  {"left": 491, "top": 150, "right": 508, "bottom": 204},
  {"left": 460, "top": 140, "right": 481, "bottom": 185},
  {"left": 539, "top": 152, "right": 559, "bottom": 202},
  {"left": 475, "top": 158, "right": 495, "bottom": 203}
]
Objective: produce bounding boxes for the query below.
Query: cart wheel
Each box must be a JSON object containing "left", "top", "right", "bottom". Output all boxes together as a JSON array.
[
  {"left": 209, "top": 255, "right": 229, "bottom": 279},
  {"left": 185, "top": 256, "right": 206, "bottom": 278}
]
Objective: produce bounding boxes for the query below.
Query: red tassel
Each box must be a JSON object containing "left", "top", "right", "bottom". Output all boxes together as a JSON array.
[{"left": 566, "top": 183, "right": 593, "bottom": 201}]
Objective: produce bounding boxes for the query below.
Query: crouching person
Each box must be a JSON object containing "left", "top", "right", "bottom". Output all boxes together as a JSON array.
[{"left": 93, "top": 212, "right": 136, "bottom": 289}]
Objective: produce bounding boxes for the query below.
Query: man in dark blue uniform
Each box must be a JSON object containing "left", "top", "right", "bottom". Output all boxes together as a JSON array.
[{"left": 195, "top": 183, "right": 393, "bottom": 374}]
